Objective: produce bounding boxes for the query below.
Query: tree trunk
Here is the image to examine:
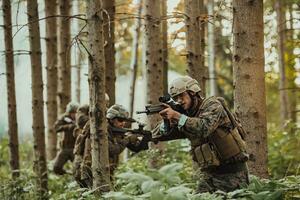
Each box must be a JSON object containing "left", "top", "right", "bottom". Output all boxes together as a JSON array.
[
  {"left": 275, "top": 0, "right": 289, "bottom": 125},
  {"left": 161, "top": 0, "right": 168, "bottom": 95},
  {"left": 207, "top": 0, "right": 218, "bottom": 96},
  {"left": 129, "top": 0, "right": 143, "bottom": 117},
  {"left": 144, "top": 0, "right": 165, "bottom": 168},
  {"left": 74, "top": 0, "right": 85, "bottom": 103},
  {"left": 184, "top": 0, "right": 206, "bottom": 96},
  {"left": 27, "top": 0, "right": 48, "bottom": 196},
  {"left": 2, "top": 0, "right": 20, "bottom": 179},
  {"left": 144, "top": 0, "right": 163, "bottom": 128},
  {"left": 57, "top": 0, "right": 72, "bottom": 115},
  {"left": 45, "top": 0, "right": 58, "bottom": 160},
  {"left": 199, "top": 0, "right": 206, "bottom": 97},
  {"left": 286, "top": 3, "right": 297, "bottom": 123},
  {"left": 86, "top": 0, "right": 111, "bottom": 192},
  {"left": 103, "top": 0, "right": 116, "bottom": 106},
  {"left": 232, "top": 0, "right": 268, "bottom": 178}
]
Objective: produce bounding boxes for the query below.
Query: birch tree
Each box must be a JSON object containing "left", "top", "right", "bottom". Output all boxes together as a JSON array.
[
  {"left": 86, "top": 0, "right": 111, "bottom": 192},
  {"left": 27, "top": 0, "right": 48, "bottom": 196},
  {"left": 45, "top": 0, "right": 58, "bottom": 160},
  {"left": 232, "top": 0, "right": 268, "bottom": 178},
  {"left": 2, "top": 0, "right": 20, "bottom": 178}
]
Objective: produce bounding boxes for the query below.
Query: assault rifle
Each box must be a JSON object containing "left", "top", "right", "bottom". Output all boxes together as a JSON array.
[
  {"left": 136, "top": 94, "right": 186, "bottom": 131},
  {"left": 110, "top": 123, "right": 152, "bottom": 152}
]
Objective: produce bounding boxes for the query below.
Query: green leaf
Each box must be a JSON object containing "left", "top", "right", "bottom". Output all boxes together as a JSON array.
[
  {"left": 150, "top": 190, "right": 166, "bottom": 200},
  {"left": 103, "top": 191, "right": 133, "bottom": 200},
  {"left": 141, "top": 180, "right": 162, "bottom": 193},
  {"left": 158, "top": 163, "right": 183, "bottom": 176}
]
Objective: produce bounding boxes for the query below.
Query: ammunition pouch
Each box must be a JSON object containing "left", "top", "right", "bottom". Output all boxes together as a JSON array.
[
  {"left": 194, "top": 127, "right": 249, "bottom": 168},
  {"left": 210, "top": 127, "right": 249, "bottom": 164},
  {"left": 194, "top": 143, "right": 220, "bottom": 169}
]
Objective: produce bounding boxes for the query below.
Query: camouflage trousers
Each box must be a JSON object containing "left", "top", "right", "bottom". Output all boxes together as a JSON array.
[
  {"left": 73, "top": 154, "right": 89, "bottom": 188},
  {"left": 53, "top": 148, "right": 74, "bottom": 175},
  {"left": 196, "top": 163, "right": 249, "bottom": 193}
]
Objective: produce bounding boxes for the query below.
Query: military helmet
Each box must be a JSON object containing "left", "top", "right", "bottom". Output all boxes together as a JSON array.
[
  {"left": 169, "top": 76, "right": 201, "bottom": 98},
  {"left": 66, "top": 102, "right": 79, "bottom": 113},
  {"left": 77, "top": 104, "right": 89, "bottom": 115},
  {"left": 106, "top": 104, "right": 129, "bottom": 120}
]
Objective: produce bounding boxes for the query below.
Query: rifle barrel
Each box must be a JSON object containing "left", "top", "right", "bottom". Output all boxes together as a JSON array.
[{"left": 136, "top": 110, "right": 148, "bottom": 114}]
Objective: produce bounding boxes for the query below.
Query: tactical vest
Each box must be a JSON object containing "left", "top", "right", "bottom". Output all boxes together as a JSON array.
[{"left": 193, "top": 97, "right": 249, "bottom": 169}]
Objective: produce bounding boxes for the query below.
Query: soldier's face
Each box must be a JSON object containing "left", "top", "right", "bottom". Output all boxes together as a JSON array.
[
  {"left": 111, "top": 118, "right": 126, "bottom": 128},
  {"left": 173, "top": 91, "right": 192, "bottom": 110},
  {"left": 70, "top": 112, "right": 76, "bottom": 120}
]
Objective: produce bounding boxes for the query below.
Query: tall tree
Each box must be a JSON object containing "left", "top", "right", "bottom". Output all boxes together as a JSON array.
[
  {"left": 184, "top": 0, "right": 206, "bottom": 95},
  {"left": 2, "top": 0, "right": 20, "bottom": 179},
  {"left": 207, "top": 0, "right": 218, "bottom": 96},
  {"left": 144, "top": 0, "right": 165, "bottom": 168},
  {"left": 86, "top": 0, "right": 111, "bottom": 192},
  {"left": 232, "top": 0, "right": 268, "bottom": 178},
  {"left": 27, "top": 0, "right": 48, "bottom": 196},
  {"left": 129, "top": 0, "right": 143, "bottom": 117},
  {"left": 45, "top": 0, "right": 58, "bottom": 160},
  {"left": 275, "top": 0, "right": 289, "bottom": 124},
  {"left": 144, "top": 0, "right": 163, "bottom": 129},
  {"left": 286, "top": 2, "right": 297, "bottom": 123},
  {"left": 161, "top": 0, "right": 168, "bottom": 95},
  {"left": 103, "top": 0, "right": 116, "bottom": 106},
  {"left": 57, "top": 0, "right": 72, "bottom": 114},
  {"left": 74, "top": 0, "right": 80, "bottom": 103}
]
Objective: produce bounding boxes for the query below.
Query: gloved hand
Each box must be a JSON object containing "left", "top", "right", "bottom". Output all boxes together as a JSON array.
[{"left": 125, "top": 133, "right": 139, "bottom": 144}]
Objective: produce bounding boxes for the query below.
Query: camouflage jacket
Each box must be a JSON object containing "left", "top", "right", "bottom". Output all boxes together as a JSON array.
[
  {"left": 153, "top": 96, "right": 244, "bottom": 168},
  {"left": 80, "top": 121, "right": 133, "bottom": 173},
  {"left": 55, "top": 113, "right": 76, "bottom": 149}
]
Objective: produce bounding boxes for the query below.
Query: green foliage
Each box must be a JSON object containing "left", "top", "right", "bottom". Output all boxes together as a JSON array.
[{"left": 268, "top": 122, "right": 300, "bottom": 178}]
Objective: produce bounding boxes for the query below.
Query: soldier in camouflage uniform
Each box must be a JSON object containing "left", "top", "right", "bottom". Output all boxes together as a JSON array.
[
  {"left": 153, "top": 76, "right": 250, "bottom": 193},
  {"left": 53, "top": 102, "right": 79, "bottom": 175},
  {"left": 72, "top": 104, "right": 89, "bottom": 186},
  {"left": 79, "top": 104, "right": 146, "bottom": 188}
]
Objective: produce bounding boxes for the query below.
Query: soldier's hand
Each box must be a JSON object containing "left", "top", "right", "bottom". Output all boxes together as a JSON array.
[
  {"left": 125, "top": 133, "right": 140, "bottom": 144},
  {"left": 159, "top": 107, "right": 181, "bottom": 123}
]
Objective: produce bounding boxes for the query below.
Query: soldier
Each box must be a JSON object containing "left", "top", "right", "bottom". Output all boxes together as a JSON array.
[
  {"left": 53, "top": 102, "right": 79, "bottom": 175},
  {"left": 153, "top": 76, "right": 249, "bottom": 193},
  {"left": 73, "top": 94, "right": 110, "bottom": 187},
  {"left": 72, "top": 104, "right": 89, "bottom": 186},
  {"left": 80, "top": 104, "right": 147, "bottom": 188}
]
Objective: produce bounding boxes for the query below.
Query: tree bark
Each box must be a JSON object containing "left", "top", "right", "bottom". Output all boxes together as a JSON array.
[
  {"left": 232, "top": 0, "right": 268, "bottom": 178},
  {"left": 57, "top": 0, "right": 72, "bottom": 115},
  {"left": 45, "top": 0, "right": 58, "bottom": 160},
  {"left": 86, "top": 0, "right": 111, "bottom": 192},
  {"left": 161, "top": 0, "right": 168, "bottom": 95},
  {"left": 144, "top": 0, "right": 165, "bottom": 168},
  {"left": 275, "top": 0, "right": 289, "bottom": 125},
  {"left": 74, "top": 0, "right": 85, "bottom": 103},
  {"left": 144, "top": 0, "right": 163, "bottom": 128},
  {"left": 2, "top": 0, "right": 20, "bottom": 179},
  {"left": 207, "top": 0, "right": 218, "bottom": 96},
  {"left": 27, "top": 0, "right": 48, "bottom": 196},
  {"left": 103, "top": 0, "right": 116, "bottom": 106},
  {"left": 184, "top": 0, "right": 206, "bottom": 96},
  {"left": 129, "top": 0, "right": 143, "bottom": 117}
]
